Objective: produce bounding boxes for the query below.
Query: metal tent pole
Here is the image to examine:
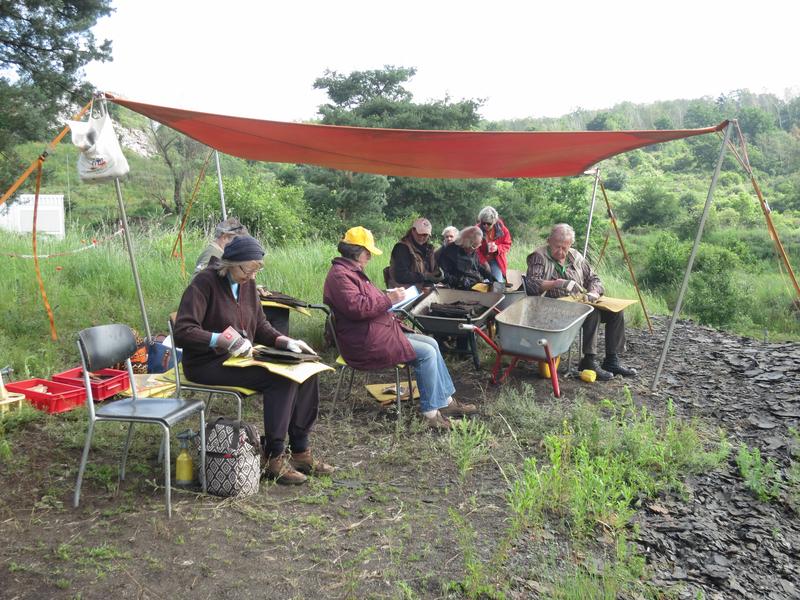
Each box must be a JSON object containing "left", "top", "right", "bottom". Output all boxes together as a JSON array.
[
  {"left": 215, "top": 151, "right": 227, "bottom": 220},
  {"left": 651, "top": 124, "right": 732, "bottom": 390},
  {"left": 115, "top": 177, "right": 152, "bottom": 342},
  {"left": 583, "top": 168, "right": 600, "bottom": 257},
  {"left": 571, "top": 168, "right": 600, "bottom": 374}
]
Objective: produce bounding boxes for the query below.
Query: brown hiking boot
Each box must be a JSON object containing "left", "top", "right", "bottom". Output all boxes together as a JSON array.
[
  {"left": 290, "top": 449, "right": 335, "bottom": 476},
  {"left": 264, "top": 454, "right": 307, "bottom": 485},
  {"left": 439, "top": 398, "right": 478, "bottom": 417},
  {"left": 424, "top": 411, "right": 452, "bottom": 430}
]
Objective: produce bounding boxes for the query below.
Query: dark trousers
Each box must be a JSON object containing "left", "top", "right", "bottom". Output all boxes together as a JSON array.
[
  {"left": 581, "top": 308, "right": 626, "bottom": 356},
  {"left": 185, "top": 359, "right": 319, "bottom": 457}
]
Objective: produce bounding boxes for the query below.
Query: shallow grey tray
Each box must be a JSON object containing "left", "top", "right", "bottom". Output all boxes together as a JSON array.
[
  {"left": 407, "top": 288, "right": 504, "bottom": 335},
  {"left": 495, "top": 296, "right": 594, "bottom": 359}
]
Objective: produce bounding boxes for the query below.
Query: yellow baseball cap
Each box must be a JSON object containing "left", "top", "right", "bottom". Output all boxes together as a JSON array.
[{"left": 342, "top": 226, "right": 382, "bottom": 255}]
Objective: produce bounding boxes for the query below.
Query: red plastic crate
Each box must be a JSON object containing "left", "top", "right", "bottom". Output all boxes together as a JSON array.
[
  {"left": 5, "top": 378, "right": 86, "bottom": 414},
  {"left": 52, "top": 367, "right": 129, "bottom": 401}
]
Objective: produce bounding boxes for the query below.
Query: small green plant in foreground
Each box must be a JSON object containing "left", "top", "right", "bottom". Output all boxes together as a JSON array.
[
  {"left": 787, "top": 428, "right": 800, "bottom": 513},
  {"left": 736, "top": 443, "right": 781, "bottom": 502},
  {"left": 508, "top": 391, "right": 730, "bottom": 537},
  {"left": 447, "top": 509, "right": 506, "bottom": 600},
  {"left": 552, "top": 530, "right": 647, "bottom": 600},
  {"left": 447, "top": 418, "right": 491, "bottom": 481}
]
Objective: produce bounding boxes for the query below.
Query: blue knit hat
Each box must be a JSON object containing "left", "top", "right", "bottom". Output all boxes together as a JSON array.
[{"left": 222, "top": 235, "right": 265, "bottom": 262}]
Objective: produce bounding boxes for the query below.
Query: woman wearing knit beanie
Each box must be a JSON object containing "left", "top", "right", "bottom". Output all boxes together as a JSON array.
[{"left": 174, "top": 235, "right": 333, "bottom": 485}]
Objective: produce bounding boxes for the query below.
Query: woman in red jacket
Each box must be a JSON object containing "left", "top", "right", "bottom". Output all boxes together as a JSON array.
[
  {"left": 476, "top": 206, "right": 512, "bottom": 283},
  {"left": 323, "top": 226, "right": 477, "bottom": 429}
]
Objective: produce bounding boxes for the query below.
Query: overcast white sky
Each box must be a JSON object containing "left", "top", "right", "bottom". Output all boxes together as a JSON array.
[{"left": 85, "top": 0, "right": 798, "bottom": 123}]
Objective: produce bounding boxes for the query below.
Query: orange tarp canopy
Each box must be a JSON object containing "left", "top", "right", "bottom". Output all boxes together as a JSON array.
[{"left": 108, "top": 94, "right": 727, "bottom": 179}]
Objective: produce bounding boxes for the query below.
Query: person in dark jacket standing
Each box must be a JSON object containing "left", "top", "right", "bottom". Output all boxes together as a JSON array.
[
  {"left": 386, "top": 217, "right": 444, "bottom": 289},
  {"left": 439, "top": 226, "right": 494, "bottom": 290},
  {"left": 174, "top": 235, "right": 333, "bottom": 485},
  {"left": 323, "top": 226, "right": 477, "bottom": 429}
]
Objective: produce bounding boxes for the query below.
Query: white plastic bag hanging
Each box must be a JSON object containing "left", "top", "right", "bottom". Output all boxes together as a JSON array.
[{"left": 67, "top": 100, "right": 130, "bottom": 182}]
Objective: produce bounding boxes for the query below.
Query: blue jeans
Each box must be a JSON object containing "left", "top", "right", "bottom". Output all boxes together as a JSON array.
[
  {"left": 489, "top": 260, "right": 505, "bottom": 283},
  {"left": 405, "top": 333, "right": 455, "bottom": 413}
]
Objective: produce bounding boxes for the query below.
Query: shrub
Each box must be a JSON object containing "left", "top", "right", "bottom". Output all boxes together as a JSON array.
[
  {"left": 685, "top": 244, "right": 742, "bottom": 326},
  {"left": 195, "top": 174, "right": 308, "bottom": 245},
  {"left": 641, "top": 232, "right": 688, "bottom": 290},
  {"left": 620, "top": 180, "right": 679, "bottom": 230}
]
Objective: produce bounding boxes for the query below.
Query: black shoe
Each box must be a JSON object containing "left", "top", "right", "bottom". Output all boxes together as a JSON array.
[
  {"left": 579, "top": 356, "right": 614, "bottom": 381},
  {"left": 602, "top": 355, "right": 637, "bottom": 378}
]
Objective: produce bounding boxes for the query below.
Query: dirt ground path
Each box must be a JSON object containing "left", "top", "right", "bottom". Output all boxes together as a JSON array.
[{"left": 0, "top": 315, "right": 798, "bottom": 599}]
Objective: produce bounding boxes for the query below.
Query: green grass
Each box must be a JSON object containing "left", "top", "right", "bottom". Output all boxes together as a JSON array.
[
  {"left": 447, "top": 417, "right": 491, "bottom": 482},
  {"left": 507, "top": 391, "right": 730, "bottom": 537},
  {"left": 736, "top": 443, "right": 782, "bottom": 502}
]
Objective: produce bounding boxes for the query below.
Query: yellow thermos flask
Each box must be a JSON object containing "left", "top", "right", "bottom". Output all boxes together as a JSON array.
[{"left": 175, "top": 429, "right": 195, "bottom": 487}]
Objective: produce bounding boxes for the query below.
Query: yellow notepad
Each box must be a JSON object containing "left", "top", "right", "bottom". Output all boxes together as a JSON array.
[
  {"left": 560, "top": 295, "right": 637, "bottom": 313},
  {"left": 364, "top": 380, "right": 420, "bottom": 405},
  {"left": 223, "top": 356, "right": 333, "bottom": 384}
]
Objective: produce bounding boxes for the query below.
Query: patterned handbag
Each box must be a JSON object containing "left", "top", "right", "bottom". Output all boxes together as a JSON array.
[{"left": 204, "top": 418, "right": 261, "bottom": 497}]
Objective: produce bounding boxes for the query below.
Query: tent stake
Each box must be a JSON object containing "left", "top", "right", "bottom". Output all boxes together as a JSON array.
[
  {"left": 115, "top": 177, "right": 152, "bottom": 343},
  {"left": 651, "top": 123, "right": 732, "bottom": 391},
  {"left": 215, "top": 151, "right": 227, "bottom": 220}
]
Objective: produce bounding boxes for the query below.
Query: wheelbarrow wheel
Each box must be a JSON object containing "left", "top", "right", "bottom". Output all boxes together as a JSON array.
[{"left": 470, "top": 332, "right": 481, "bottom": 369}]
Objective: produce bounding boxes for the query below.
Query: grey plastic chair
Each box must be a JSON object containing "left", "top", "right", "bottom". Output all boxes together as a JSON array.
[{"left": 73, "top": 324, "right": 206, "bottom": 518}]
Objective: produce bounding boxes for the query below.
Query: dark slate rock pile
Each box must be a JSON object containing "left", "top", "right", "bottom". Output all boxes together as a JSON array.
[{"left": 625, "top": 317, "right": 800, "bottom": 599}]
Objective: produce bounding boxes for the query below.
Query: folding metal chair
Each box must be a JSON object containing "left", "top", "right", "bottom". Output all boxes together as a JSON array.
[
  {"left": 73, "top": 323, "right": 206, "bottom": 518},
  {"left": 318, "top": 305, "right": 413, "bottom": 417},
  {"left": 167, "top": 318, "right": 255, "bottom": 421}
]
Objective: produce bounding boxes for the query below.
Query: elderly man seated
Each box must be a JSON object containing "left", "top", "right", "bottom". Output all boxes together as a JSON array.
[{"left": 523, "top": 223, "right": 636, "bottom": 381}]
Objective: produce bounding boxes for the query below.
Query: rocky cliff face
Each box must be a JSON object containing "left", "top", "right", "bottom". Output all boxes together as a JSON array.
[{"left": 114, "top": 123, "right": 155, "bottom": 158}]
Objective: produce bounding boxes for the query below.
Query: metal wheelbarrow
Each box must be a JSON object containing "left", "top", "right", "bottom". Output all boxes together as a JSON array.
[
  {"left": 400, "top": 288, "right": 504, "bottom": 368},
  {"left": 460, "top": 296, "right": 594, "bottom": 397}
]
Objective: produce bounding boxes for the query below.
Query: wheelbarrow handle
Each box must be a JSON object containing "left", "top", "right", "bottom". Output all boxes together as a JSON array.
[{"left": 460, "top": 323, "right": 500, "bottom": 353}]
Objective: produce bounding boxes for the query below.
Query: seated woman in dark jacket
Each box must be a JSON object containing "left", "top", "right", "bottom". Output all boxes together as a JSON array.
[
  {"left": 174, "top": 235, "right": 332, "bottom": 485},
  {"left": 438, "top": 226, "right": 494, "bottom": 290},
  {"left": 323, "top": 226, "right": 477, "bottom": 429}
]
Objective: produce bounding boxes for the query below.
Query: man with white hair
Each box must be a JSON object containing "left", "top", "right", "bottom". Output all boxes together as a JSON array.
[{"left": 524, "top": 223, "right": 636, "bottom": 381}]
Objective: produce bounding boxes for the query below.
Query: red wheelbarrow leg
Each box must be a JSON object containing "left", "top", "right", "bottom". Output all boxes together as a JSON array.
[
  {"left": 462, "top": 324, "right": 506, "bottom": 383},
  {"left": 497, "top": 357, "right": 520, "bottom": 384},
  {"left": 539, "top": 339, "right": 560, "bottom": 398}
]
